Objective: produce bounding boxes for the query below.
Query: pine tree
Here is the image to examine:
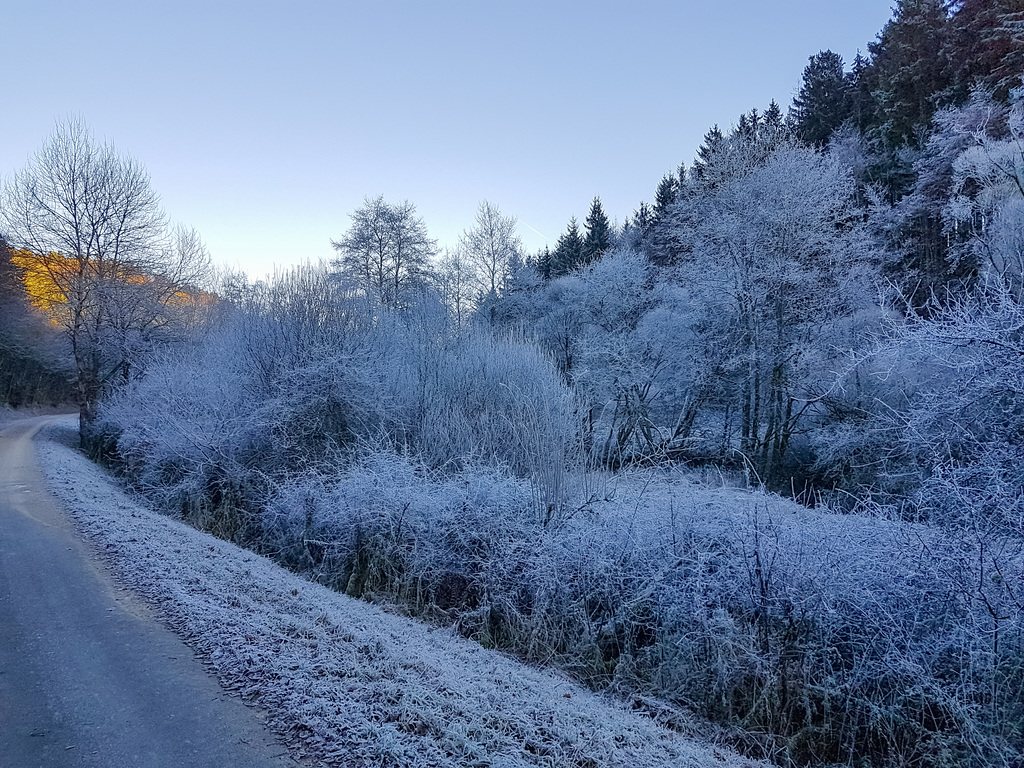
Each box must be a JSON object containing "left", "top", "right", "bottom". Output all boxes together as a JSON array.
[
  {"left": 869, "top": 0, "right": 952, "bottom": 148},
  {"left": 672, "top": 162, "right": 689, "bottom": 206},
  {"left": 758, "top": 101, "right": 790, "bottom": 151},
  {"left": 653, "top": 173, "right": 678, "bottom": 221},
  {"left": 791, "top": 50, "right": 854, "bottom": 146},
  {"left": 737, "top": 112, "right": 751, "bottom": 140},
  {"left": 849, "top": 52, "right": 878, "bottom": 134},
  {"left": 762, "top": 101, "right": 785, "bottom": 133},
  {"left": 944, "top": 0, "right": 1024, "bottom": 104},
  {"left": 691, "top": 125, "right": 725, "bottom": 183},
  {"left": 583, "top": 197, "right": 612, "bottom": 265},
  {"left": 552, "top": 217, "right": 584, "bottom": 277},
  {"left": 747, "top": 106, "right": 761, "bottom": 136},
  {"left": 536, "top": 245, "right": 554, "bottom": 281},
  {"left": 632, "top": 202, "right": 653, "bottom": 236}
]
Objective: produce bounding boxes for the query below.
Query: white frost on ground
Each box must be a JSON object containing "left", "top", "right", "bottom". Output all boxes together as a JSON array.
[{"left": 35, "top": 419, "right": 760, "bottom": 768}]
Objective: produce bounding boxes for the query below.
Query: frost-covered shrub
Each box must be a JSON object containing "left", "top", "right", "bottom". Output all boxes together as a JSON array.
[
  {"left": 99, "top": 263, "right": 582, "bottom": 535},
  {"left": 99, "top": 261, "right": 1024, "bottom": 767},
  {"left": 825, "top": 285, "right": 1024, "bottom": 520},
  {"left": 98, "top": 337, "right": 268, "bottom": 539},
  {"left": 260, "top": 455, "right": 1024, "bottom": 768},
  {"left": 262, "top": 452, "right": 536, "bottom": 608},
  {"left": 417, "top": 331, "right": 579, "bottom": 514}
]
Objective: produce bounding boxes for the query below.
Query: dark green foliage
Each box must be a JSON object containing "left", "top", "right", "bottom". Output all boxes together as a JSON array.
[
  {"left": 849, "top": 52, "right": 878, "bottom": 134},
  {"left": 631, "top": 201, "right": 653, "bottom": 234},
  {"left": 893, "top": 91, "right": 1006, "bottom": 305},
  {"left": 653, "top": 173, "right": 677, "bottom": 220},
  {"left": 582, "top": 197, "right": 612, "bottom": 266},
  {"left": 690, "top": 125, "right": 725, "bottom": 185},
  {"left": 869, "top": 0, "right": 953, "bottom": 148},
  {"left": 552, "top": 217, "right": 584, "bottom": 277},
  {"left": 791, "top": 50, "right": 854, "bottom": 146},
  {"left": 843, "top": 0, "right": 1022, "bottom": 155},
  {"left": 944, "top": 0, "right": 1024, "bottom": 104},
  {"left": 762, "top": 100, "right": 784, "bottom": 130},
  {"left": 536, "top": 245, "right": 554, "bottom": 281}
]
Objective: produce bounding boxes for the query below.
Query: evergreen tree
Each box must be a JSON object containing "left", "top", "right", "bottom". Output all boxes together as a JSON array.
[
  {"left": 896, "top": 91, "right": 1008, "bottom": 307},
  {"left": 869, "top": 0, "right": 952, "bottom": 148},
  {"left": 944, "top": 0, "right": 1024, "bottom": 104},
  {"left": 736, "top": 112, "right": 752, "bottom": 140},
  {"left": 552, "top": 217, "right": 584, "bottom": 277},
  {"left": 849, "top": 52, "right": 878, "bottom": 134},
  {"left": 536, "top": 245, "right": 554, "bottom": 281},
  {"left": 691, "top": 125, "right": 725, "bottom": 184},
  {"left": 791, "top": 50, "right": 854, "bottom": 146},
  {"left": 653, "top": 173, "right": 678, "bottom": 221},
  {"left": 762, "top": 101, "right": 785, "bottom": 133},
  {"left": 582, "top": 197, "right": 612, "bottom": 265},
  {"left": 649, "top": 173, "right": 683, "bottom": 265},
  {"left": 758, "top": 101, "right": 790, "bottom": 151},
  {"left": 632, "top": 202, "right": 653, "bottom": 237},
  {"left": 741, "top": 107, "right": 790, "bottom": 165}
]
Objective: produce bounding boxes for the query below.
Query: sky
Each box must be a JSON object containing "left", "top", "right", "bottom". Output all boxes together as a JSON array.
[{"left": 2, "top": 1, "right": 896, "bottom": 278}]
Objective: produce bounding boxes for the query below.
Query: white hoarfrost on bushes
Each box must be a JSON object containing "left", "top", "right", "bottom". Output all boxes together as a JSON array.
[
  {"left": 102, "top": 288, "right": 579, "bottom": 530},
  {"left": 95, "top": 260, "right": 1024, "bottom": 766},
  {"left": 37, "top": 418, "right": 758, "bottom": 768},
  {"left": 257, "top": 448, "right": 1024, "bottom": 765}
]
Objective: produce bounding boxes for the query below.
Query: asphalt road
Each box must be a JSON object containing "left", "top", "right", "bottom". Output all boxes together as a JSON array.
[{"left": 0, "top": 415, "right": 302, "bottom": 768}]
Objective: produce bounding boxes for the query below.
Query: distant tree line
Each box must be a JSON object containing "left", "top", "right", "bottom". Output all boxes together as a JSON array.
[{"left": 0, "top": 236, "right": 74, "bottom": 407}]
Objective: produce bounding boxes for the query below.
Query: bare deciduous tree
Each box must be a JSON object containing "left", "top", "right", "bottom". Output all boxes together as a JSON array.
[
  {"left": 331, "top": 196, "right": 436, "bottom": 308},
  {"left": 459, "top": 200, "right": 522, "bottom": 298},
  {"left": 0, "top": 117, "right": 209, "bottom": 428},
  {"left": 433, "top": 247, "right": 476, "bottom": 326}
]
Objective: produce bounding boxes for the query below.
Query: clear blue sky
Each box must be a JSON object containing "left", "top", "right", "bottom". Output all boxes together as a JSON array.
[{"left": 2, "top": 1, "right": 895, "bottom": 277}]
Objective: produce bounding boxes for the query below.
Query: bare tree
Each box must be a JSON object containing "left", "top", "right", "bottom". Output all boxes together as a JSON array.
[
  {"left": 0, "top": 118, "right": 209, "bottom": 428},
  {"left": 433, "top": 247, "right": 476, "bottom": 326},
  {"left": 330, "top": 195, "right": 393, "bottom": 302},
  {"left": 459, "top": 200, "right": 522, "bottom": 298},
  {"left": 331, "top": 196, "right": 436, "bottom": 308}
]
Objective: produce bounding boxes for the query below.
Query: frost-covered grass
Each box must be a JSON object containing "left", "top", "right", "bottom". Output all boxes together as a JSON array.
[
  {"left": 35, "top": 418, "right": 758, "bottom": 768},
  {"left": 257, "top": 454, "right": 1024, "bottom": 767},
  {"left": 584, "top": 472, "right": 1024, "bottom": 767}
]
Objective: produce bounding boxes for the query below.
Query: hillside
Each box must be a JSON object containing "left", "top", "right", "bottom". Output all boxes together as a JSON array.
[{"left": 34, "top": 416, "right": 759, "bottom": 768}]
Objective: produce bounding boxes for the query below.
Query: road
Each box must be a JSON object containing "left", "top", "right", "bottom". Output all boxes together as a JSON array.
[{"left": 0, "top": 415, "right": 302, "bottom": 768}]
